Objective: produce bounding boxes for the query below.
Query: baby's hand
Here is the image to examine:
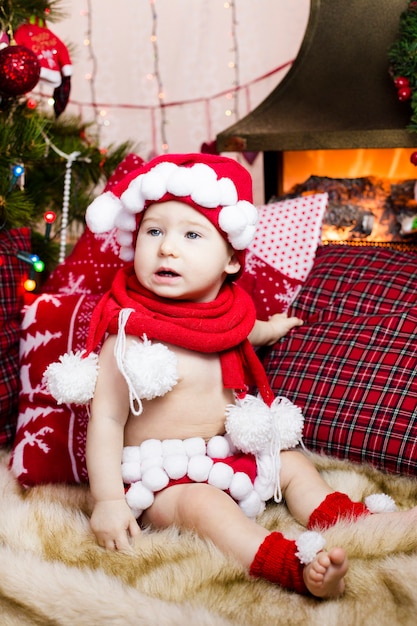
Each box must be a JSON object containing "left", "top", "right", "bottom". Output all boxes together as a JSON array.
[
  {"left": 249, "top": 313, "right": 303, "bottom": 346},
  {"left": 265, "top": 313, "right": 303, "bottom": 345},
  {"left": 90, "top": 498, "right": 140, "bottom": 551}
]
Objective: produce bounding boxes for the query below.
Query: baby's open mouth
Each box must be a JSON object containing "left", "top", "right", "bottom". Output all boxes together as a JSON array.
[{"left": 157, "top": 270, "right": 179, "bottom": 277}]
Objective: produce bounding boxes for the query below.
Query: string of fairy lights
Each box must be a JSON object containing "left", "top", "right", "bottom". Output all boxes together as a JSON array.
[
  {"left": 227, "top": 0, "right": 240, "bottom": 122},
  {"left": 65, "top": 0, "right": 290, "bottom": 156},
  {"left": 83, "top": 0, "right": 100, "bottom": 136},
  {"left": 149, "top": 0, "right": 168, "bottom": 153},
  {"left": 78, "top": 0, "right": 244, "bottom": 152}
]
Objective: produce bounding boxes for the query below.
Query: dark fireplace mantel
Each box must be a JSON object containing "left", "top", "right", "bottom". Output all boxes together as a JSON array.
[{"left": 216, "top": 0, "right": 416, "bottom": 198}]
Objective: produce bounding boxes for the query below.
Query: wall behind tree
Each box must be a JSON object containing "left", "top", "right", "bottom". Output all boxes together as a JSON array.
[{"left": 45, "top": 0, "right": 309, "bottom": 203}]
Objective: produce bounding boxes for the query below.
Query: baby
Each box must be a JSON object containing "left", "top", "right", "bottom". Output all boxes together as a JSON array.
[{"left": 45, "top": 153, "right": 407, "bottom": 598}]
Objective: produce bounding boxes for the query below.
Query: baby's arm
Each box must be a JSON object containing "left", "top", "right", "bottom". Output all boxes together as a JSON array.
[
  {"left": 86, "top": 336, "right": 140, "bottom": 551},
  {"left": 249, "top": 312, "right": 303, "bottom": 346}
]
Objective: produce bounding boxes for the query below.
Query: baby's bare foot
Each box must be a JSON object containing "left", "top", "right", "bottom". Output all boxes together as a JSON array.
[{"left": 303, "top": 547, "right": 348, "bottom": 598}]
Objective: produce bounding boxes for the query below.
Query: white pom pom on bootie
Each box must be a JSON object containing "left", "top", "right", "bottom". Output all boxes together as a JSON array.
[
  {"left": 43, "top": 351, "right": 99, "bottom": 405},
  {"left": 295, "top": 531, "right": 326, "bottom": 565},
  {"left": 365, "top": 493, "right": 397, "bottom": 513}
]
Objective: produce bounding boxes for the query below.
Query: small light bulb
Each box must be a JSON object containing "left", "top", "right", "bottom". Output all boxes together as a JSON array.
[
  {"left": 24, "top": 278, "right": 37, "bottom": 292},
  {"left": 13, "top": 164, "right": 24, "bottom": 177},
  {"left": 33, "top": 260, "right": 45, "bottom": 273},
  {"left": 44, "top": 211, "right": 56, "bottom": 224}
]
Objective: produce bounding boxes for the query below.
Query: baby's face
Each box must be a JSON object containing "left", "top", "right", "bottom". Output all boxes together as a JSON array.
[{"left": 134, "top": 201, "right": 240, "bottom": 302}]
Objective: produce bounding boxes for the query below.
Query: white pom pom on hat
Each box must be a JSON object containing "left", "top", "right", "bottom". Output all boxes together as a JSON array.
[
  {"left": 86, "top": 192, "right": 123, "bottom": 233},
  {"left": 85, "top": 153, "right": 258, "bottom": 272}
]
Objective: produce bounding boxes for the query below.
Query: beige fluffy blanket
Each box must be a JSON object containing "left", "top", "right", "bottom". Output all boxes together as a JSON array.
[{"left": 1, "top": 448, "right": 417, "bottom": 626}]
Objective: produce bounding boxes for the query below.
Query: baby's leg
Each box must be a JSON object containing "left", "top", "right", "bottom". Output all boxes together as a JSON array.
[
  {"left": 279, "top": 450, "right": 368, "bottom": 527},
  {"left": 279, "top": 450, "right": 410, "bottom": 531},
  {"left": 142, "top": 482, "right": 347, "bottom": 597},
  {"left": 142, "top": 482, "right": 269, "bottom": 568}
]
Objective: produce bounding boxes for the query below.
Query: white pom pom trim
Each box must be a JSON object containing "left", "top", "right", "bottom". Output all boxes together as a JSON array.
[
  {"left": 43, "top": 351, "right": 99, "bottom": 405},
  {"left": 123, "top": 434, "right": 276, "bottom": 520},
  {"left": 225, "top": 394, "right": 304, "bottom": 455},
  {"left": 86, "top": 192, "right": 123, "bottom": 233},
  {"left": 364, "top": 493, "right": 397, "bottom": 514},
  {"left": 206, "top": 434, "right": 231, "bottom": 459},
  {"left": 295, "top": 531, "right": 326, "bottom": 565},
  {"left": 225, "top": 394, "right": 273, "bottom": 455},
  {"left": 208, "top": 462, "right": 234, "bottom": 490},
  {"left": 123, "top": 337, "right": 178, "bottom": 401}
]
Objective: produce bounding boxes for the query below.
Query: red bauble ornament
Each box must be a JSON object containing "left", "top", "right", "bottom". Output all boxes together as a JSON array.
[
  {"left": 398, "top": 85, "right": 412, "bottom": 101},
  {"left": 0, "top": 45, "right": 41, "bottom": 96},
  {"left": 394, "top": 76, "right": 410, "bottom": 89},
  {"left": 410, "top": 151, "right": 417, "bottom": 166}
]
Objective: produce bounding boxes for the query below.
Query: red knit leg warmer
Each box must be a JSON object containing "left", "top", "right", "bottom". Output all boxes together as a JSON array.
[
  {"left": 249, "top": 532, "right": 308, "bottom": 594},
  {"left": 308, "top": 491, "right": 370, "bottom": 530}
]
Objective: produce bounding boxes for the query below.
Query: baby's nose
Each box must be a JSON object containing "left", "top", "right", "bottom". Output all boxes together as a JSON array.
[{"left": 159, "top": 235, "right": 178, "bottom": 256}]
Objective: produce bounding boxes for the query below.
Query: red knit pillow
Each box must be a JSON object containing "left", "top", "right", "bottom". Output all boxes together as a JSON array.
[
  {"left": 264, "top": 245, "right": 417, "bottom": 476},
  {"left": 0, "top": 227, "right": 31, "bottom": 446},
  {"left": 10, "top": 293, "right": 101, "bottom": 485},
  {"left": 238, "top": 193, "right": 328, "bottom": 319}
]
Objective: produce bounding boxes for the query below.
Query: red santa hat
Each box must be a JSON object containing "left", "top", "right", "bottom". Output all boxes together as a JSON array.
[{"left": 86, "top": 153, "right": 258, "bottom": 269}]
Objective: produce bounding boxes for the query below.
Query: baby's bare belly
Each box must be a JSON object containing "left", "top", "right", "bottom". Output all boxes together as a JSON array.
[{"left": 124, "top": 344, "right": 235, "bottom": 445}]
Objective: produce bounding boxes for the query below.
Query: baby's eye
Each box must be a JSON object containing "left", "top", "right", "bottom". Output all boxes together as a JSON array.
[
  {"left": 147, "top": 228, "right": 162, "bottom": 236},
  {"left": 186, "top": 231, "right": 200, "bottom": 239}
]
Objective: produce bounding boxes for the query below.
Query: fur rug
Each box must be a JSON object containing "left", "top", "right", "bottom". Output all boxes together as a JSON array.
[{"left": 2, "top": 448, "right": 417, "bottom": 626}]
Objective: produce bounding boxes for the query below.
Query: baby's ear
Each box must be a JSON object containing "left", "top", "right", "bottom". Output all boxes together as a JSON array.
[{"left": 225, "top": 251, "right": 241, "bottom": 276}]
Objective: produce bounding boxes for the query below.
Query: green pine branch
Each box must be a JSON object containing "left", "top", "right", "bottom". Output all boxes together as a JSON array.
[
  {"left": 388, "top": 1, "right": 417, "bottom": 131},
  {"left": 0, "top": 0, "right": 65, "bottom": 34}
]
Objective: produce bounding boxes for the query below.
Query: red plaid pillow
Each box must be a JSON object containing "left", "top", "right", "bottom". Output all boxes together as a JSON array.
[
  {"left": 10, "top": 293, "right": 101, "bottom": 485},
  {"left": 264, "top": 245, "right": 417, "bottom": 476},
  {"left": 238, "top": 194, "right": 328, "bottom": 319},
  {"left": 0, "top": 227, "right": 31, "bottom": 446},
  {"left": 42, "top": 153, "right": 144, "bottom": 295}
]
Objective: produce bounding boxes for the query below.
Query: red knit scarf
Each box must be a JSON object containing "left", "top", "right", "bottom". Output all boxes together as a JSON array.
[{"left": 85, "top": 265, "right": 275, "bottom": 405}]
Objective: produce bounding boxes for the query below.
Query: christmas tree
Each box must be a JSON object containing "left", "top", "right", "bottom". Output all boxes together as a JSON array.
[{"left": 0, "top": 0, "right": 133, "bottom": 282}]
